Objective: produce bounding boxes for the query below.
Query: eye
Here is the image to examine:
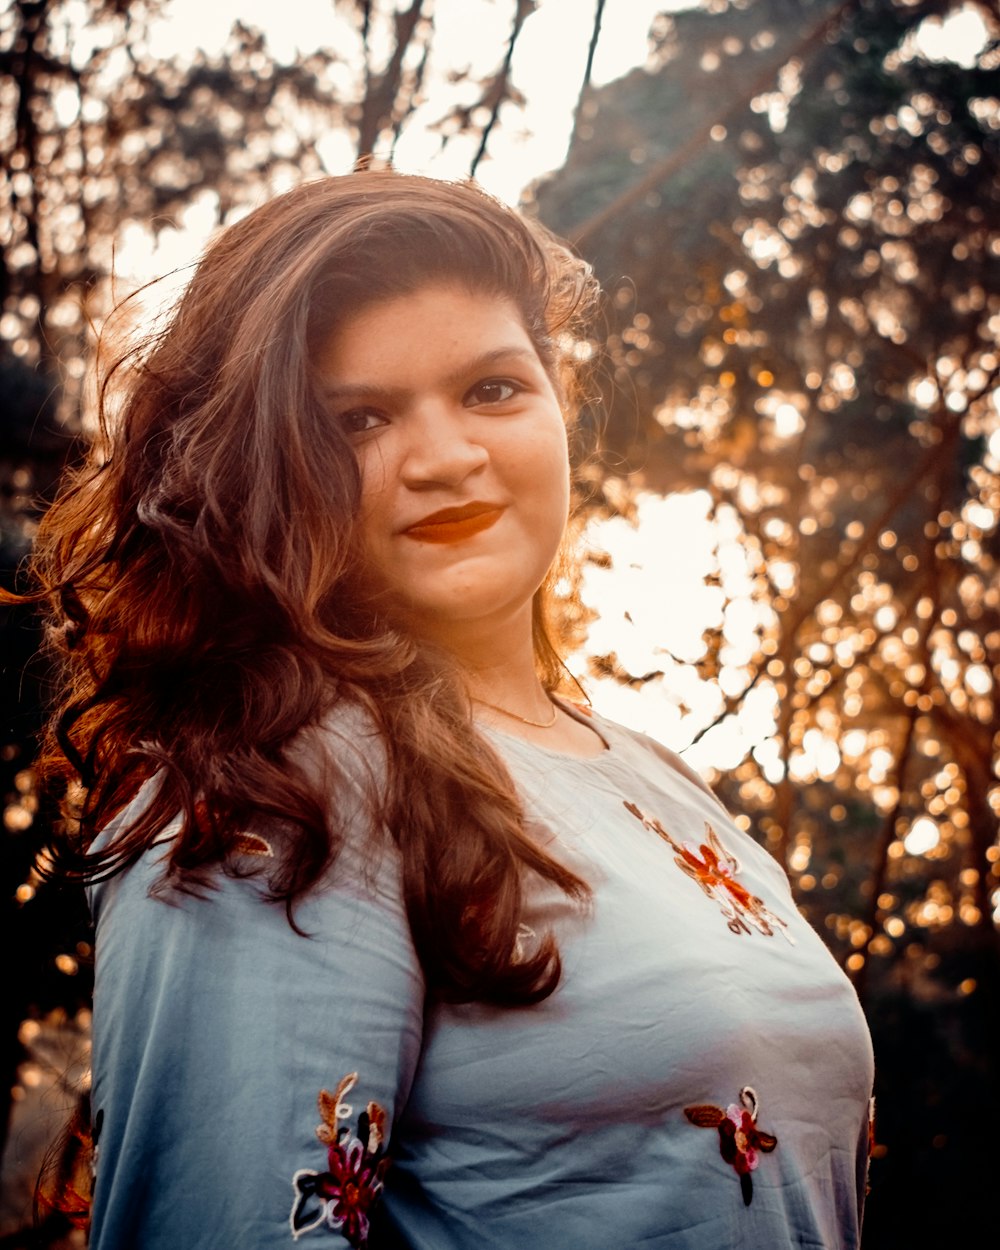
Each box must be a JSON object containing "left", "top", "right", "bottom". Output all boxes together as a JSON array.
[
  {"left": 465, "top": 378, "right": 522, "bottom": 407},
  {"left": 339, "top": 407, "right": 386, "bottom": 435}
]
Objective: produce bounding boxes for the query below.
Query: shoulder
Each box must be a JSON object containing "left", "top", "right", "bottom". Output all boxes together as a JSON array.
[
  {"left": 89, "top": 697, "right": 397, "bottom": 922},
  {"left": 571, "top": 703, "right": 731, "bottom": 817},
  {"left": 584, "top": 707, "right": 794, "bottom": 895},
  {"left": 294, "top": 697, "right": 388, "bottom": 787}
]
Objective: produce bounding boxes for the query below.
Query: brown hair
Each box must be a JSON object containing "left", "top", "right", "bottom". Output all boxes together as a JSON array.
[{"left": 20, "top": 171, "right": 599, "bottom": 1004}]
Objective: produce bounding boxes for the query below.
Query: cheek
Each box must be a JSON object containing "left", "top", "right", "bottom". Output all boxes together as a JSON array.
[
  {"left": 355, "top": 448, "right": 392, "bottom": 536},
  {"left": 526, "top": 424, "right": 571, "bottom": 511}
]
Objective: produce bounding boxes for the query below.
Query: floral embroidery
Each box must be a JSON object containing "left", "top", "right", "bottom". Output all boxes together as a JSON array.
[
  {"left": 867, "top": 1096, "right": 877, "bottom": 1158},
  {"left": 290, "top": 1073, "right": 389, "bottom": 1247},
  {"left": 232, "top": 832, "right": 273, "bottom": 857},
  {"left": 512, "top": 923, "right": 537, "bottom": 964},
  {"left": 685, "top": 1086, "right": 778, "bottom": 1206},
  {"left": 624, "top": 801, "right": 794, "bottom": 943},
  {"left": 193, "top": 801, "right": 273, "bottom": 857},
  {"left": 866, "top": 1096, "right": 877, "bottom": 1195}
]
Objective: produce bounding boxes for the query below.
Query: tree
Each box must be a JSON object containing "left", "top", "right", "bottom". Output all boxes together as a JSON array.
[{"left": 536, "top": 0, "right": 999, "bottom": 1242}]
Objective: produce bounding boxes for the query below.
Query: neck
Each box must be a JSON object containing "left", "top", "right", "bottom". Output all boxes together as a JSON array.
[
  {"left": 410, "top": 604, "right": 544, "bottom": 707},
  {"left": 419, "top": 607, "right": 605, "bottom": 758},
  {"left": 458, "top": 634, "right": 548, "bottom": 715},
  {"left": 458, "top": 628, "right": 562, "bottom": 733}
]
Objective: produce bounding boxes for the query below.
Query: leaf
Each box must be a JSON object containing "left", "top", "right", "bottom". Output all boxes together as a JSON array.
[
  {"left": 684, "top": 1104, "right": 725, "bottom": 1128},
  {"left": 317, "top": 1072, "right": 358, "bottom": 1141},
  {"left": 232, "top": 832, "right": 273, "bottom": 857}
]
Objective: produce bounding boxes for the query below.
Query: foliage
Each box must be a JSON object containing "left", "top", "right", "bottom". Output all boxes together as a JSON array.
[
  {"left": 3, "top": 0, "right": 999, "bottom": 1242},
  {"left": 535, "top": 0, "right": 999, "bottom": 1241}
]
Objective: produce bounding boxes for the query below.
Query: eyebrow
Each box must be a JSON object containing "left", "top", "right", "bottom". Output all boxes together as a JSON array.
[{"left": 320, "top": 346, "right": 541, "bottom": 403}]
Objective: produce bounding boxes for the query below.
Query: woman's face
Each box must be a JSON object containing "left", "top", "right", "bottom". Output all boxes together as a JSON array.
[{"left": 316, "top": 283, "right": 570, "bottom": 653}]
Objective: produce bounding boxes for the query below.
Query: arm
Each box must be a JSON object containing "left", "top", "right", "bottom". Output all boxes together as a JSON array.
[{"left": 88, "top": 768, "right": 423, "bottom": 1250}]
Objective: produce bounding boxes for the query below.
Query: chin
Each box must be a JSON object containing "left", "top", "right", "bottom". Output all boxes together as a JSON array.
[{"left": 399, "top": 594, "right": 534, "bottom": 641}]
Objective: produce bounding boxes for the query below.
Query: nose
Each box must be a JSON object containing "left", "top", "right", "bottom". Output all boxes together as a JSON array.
[{"left": 398, "top": 401, "right": 489, "bottom": 490}]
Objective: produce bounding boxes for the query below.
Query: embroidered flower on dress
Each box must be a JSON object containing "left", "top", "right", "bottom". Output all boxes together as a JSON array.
[
  {"left": 685, "top": 1086, "right": 778, "bottom": 1206},
  {"left": 232, "top": 832, "right": 274, "bottom": 856},
  {"left": 868, "top": 1096, "right": 877, "bottom": 1158},
  {"left": 290, "top": 1073, "right": 389, "bottom": 1247},
  {"left": 193, "top": 800, "right": 274, "bottom": 858},
  {"left": 866, "top": 1095, "right": 877, "bottom": 1196},
  {"left": 512, "top": 923, "right": 537, "bottom": 964},
  {"left": 624, "top": 801, "right": 794, "bottom": 943}
]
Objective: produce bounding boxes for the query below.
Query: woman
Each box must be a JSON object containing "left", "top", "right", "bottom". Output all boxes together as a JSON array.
[{"left": 24, "top": 172, "right": 873, "bottom": 1248}]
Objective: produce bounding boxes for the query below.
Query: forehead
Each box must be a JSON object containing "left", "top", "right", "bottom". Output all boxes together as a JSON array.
[{"left": 315, "top": 283, "right": 541, "bottom": 384}]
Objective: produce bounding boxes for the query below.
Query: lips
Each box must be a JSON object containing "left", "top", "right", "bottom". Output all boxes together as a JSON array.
[{"left": 403, "top": 503, "right": 505, "bottom": 544}]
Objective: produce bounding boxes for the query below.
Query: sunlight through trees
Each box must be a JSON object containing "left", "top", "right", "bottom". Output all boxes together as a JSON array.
[{"left": 3, "top": 1, "right": 998, "bottom": 1244}]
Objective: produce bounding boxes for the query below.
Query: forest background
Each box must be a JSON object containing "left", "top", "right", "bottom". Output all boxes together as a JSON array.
[{"left": 2, "top": 0, "right": 999, "bottom": 1245}]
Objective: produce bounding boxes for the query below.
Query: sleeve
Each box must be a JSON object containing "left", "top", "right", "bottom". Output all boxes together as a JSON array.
[{"left": 87, "top": 750, "right": 424, "bottom": 1250}]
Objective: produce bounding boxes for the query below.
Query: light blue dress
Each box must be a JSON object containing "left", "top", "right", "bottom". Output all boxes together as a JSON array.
[{"left": 88, "top": 704, "right": 874, "bottom": 1249}]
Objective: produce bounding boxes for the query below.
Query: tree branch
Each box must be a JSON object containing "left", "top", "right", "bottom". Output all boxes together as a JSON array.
[
  {"left": 469, "top": 0, "right": 534, "bottom": 178},
  {"left": 570, "top": 0, "right": 607, "bottom": 144},
  {"left": 852, "top": 700, "right": 919, "bottom": 1006},
  {"left": 355, "top": 0, "right": 427, "bottom": 161}
]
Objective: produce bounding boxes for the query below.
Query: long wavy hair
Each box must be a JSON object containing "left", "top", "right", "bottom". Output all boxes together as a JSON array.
[{"left": 20, "top": 171, "right": 600, "bottom": 1005}]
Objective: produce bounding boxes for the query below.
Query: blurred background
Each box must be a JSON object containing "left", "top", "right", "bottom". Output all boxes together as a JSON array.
[{"left": 2, "top": 0, "right": 998, "bottom": 1245}]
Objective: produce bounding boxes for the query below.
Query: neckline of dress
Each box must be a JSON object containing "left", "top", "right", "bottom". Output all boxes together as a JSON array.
[{"left": 481, "top": 697, "right": 613, "bottom": 762}]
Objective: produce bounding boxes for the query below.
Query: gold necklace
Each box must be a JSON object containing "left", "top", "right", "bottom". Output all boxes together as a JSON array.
[{"left": 472, "top": 695, "right": 558, "bottom": 729}]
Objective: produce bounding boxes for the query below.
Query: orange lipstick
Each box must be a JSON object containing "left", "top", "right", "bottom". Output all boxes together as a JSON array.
[{"left": 403, "top": 503, "right": 504, "bottom": 544}]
